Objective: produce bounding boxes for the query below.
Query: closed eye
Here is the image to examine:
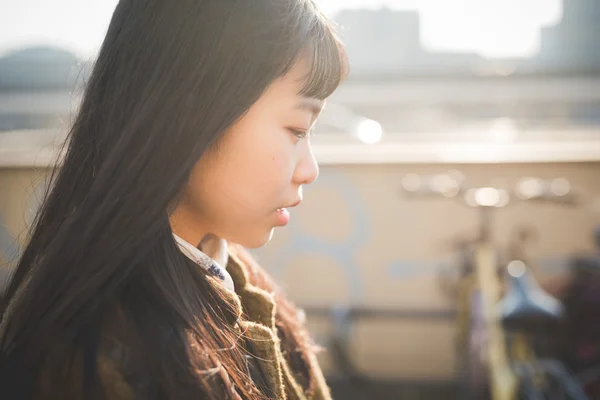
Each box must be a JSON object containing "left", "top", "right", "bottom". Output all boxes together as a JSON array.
[{"left": 288, "top": 128, "right": 312, "bottom": 141}]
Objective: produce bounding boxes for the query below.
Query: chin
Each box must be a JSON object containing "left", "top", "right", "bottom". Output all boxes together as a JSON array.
[{"left": 238, "top": 228, "right": 275, "bottom": 249}]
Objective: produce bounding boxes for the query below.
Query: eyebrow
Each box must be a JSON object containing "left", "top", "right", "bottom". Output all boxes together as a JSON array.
[{"left": 295, "top": 98, "right": 325, "bottom": 117}]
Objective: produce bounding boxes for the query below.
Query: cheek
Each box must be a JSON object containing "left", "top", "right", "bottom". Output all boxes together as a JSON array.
[
  {"left": 189, "top": 112, "right": 296, "bottom": 220},
  {"left": 235, "top": 150, "right": 292, "bottom": 208},
  {"left": 228, "top": 125, "right": 295, "bottom": 198},
  {"left": 189, "top": 149, "right": 290, "bottom": 219}
]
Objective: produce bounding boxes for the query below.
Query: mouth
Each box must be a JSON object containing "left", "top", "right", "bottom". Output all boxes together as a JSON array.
[
  {"left": 281, "top": 199, "right": 302, "bottom": 209},
  {"left": 287, "top": 199, "right": 301, "bottom": 208},
  {"left": 274, "top": 200, "right": 301, "bottom": 226}
]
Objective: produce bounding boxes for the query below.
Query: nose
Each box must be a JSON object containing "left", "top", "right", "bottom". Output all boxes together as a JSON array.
[{"left": 293, "top": 141, "right": 319, "bottom": 186}]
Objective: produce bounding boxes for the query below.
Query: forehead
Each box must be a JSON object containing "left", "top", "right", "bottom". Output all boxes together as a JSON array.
[{"left": 270, "top": 58, "right": 312, "bottom": 97}]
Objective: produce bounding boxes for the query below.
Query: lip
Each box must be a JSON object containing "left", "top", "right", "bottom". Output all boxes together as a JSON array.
[
  {"left": 287, "top": 199, "right": 302, "bottom": 208},
  {"left": 275, "top": 200, "right": 301, "bottom": 226}
]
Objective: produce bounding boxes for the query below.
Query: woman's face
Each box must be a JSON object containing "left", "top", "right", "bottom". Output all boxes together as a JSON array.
[{"left": 171, "top": 60, "right": 323, "bottom": 248}]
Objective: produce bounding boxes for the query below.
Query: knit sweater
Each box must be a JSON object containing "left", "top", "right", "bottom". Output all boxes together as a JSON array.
[{"left": 32, "top": 241, "right": 332, "bottom": 400}]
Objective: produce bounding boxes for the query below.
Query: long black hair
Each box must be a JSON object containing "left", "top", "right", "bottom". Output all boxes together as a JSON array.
[{"left": 0, "top": 0, "right": 347, "bottom": 398}]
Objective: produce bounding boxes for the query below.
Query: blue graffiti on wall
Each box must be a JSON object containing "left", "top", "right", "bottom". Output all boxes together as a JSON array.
[
  {"left": 266, "top": 169, "right": 370, "bottom": 302},
  {"left": 0, "top": 170, "right": 582, "bottom": 295},
  {"left": 262, "top": 169, "right": 580, "bottom": 303}
]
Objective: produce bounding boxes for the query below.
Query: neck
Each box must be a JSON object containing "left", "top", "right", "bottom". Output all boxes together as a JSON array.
[{"left": 169, "top": 209, "right": 207, "bottom": 248}]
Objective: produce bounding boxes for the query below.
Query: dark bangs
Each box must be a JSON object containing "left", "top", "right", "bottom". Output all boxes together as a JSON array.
[
  {"left": 300, "top": 20, "right": 349, "bottom": 100},
  {"left": 272, "top": 1, "right": 349, "bottom": 100}
]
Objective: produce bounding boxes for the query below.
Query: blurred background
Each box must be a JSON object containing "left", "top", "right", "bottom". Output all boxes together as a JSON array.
[{"left": 1, "top": 0, "right": 600, "bottom": 399}]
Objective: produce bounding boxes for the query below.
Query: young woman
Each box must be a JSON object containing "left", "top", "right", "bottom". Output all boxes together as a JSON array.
[{"left": 0, "top": 0, "right": 348, "bottom": 399}]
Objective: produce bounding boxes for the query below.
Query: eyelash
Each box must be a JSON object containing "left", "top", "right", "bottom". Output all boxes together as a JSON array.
[{"left": 289, "top": 128, "right": 311, "bottom": 140}]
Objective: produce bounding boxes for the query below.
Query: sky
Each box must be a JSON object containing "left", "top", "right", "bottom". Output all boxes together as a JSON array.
[{"left": 0, "top": 0, "right": 563, "bottom": 59}]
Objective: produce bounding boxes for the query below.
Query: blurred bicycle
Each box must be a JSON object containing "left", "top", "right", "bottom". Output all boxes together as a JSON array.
[{"left": 401, "top": 171, "right": 589, "bottom": 400}]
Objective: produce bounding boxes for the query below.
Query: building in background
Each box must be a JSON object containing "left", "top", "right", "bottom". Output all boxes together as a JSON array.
[
  {"left": 335, "top": 0, "right": 600, "bottom": 77},
  {"left": 0, "top": 46, "right": 87, "bottom": 133},
  {"left": 1, "top": 0, "right": 600, "bottom": 137},
  {"left": 535, "top": 0, "right": 600, "bottom": 72}
]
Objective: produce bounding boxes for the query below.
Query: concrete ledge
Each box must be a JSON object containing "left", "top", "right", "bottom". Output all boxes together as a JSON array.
[{"left": 2, "top": 128, "right": 600, "bottom": 168}]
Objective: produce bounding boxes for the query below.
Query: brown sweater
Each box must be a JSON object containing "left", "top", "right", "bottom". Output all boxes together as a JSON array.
[
  {"left": 33, "top": 246, "right": 332, "bottom": 400},
  {"left": 221, "top": 246, "right": 332, "bottom": 400}
]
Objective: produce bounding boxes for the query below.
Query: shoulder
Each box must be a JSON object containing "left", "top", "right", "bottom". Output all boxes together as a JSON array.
[
  {"left": 95, "top": 309, "right": 150, "bottom": 399},
  {"left": 32, "top": 314, "right": 140, "bottom": 400}
]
